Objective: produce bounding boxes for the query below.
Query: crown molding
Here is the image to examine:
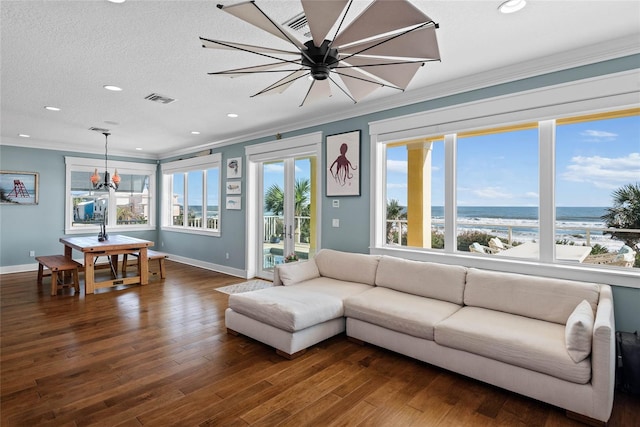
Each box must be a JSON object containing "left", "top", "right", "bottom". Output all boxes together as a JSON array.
[{"left": 160, "top": 35, "right": 639, "bottom": 160}]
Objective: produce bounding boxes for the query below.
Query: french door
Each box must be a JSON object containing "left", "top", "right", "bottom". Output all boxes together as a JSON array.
[{"left": 246, "top": 132, "right": 322, "bottom": 280}]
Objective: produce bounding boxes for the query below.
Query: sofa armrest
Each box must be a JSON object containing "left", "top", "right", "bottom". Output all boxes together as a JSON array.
[
  {"left": 274, "top": 259, "right": 320, "bottom": 286},
  {"left": 590, "top": 284, "right": 615, "bottom": 420}
]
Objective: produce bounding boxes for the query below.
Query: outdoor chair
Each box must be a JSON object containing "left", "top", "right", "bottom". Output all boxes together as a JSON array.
[
  {"left": 469, "top": 242, "right": 498, "bottom": 254},
  {"left": 583, "top": 245, "right": 636, "bottom": 268},
  {"left": 488, "top": 237, "right": 513, "bottom": 252}
]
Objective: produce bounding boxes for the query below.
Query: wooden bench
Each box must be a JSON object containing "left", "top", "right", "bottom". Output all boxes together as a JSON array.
[
  {"left": 36, "top": 255, "right": 82, "bottom": 296},
  {"left": 122, "top": 249, "right": 168, "bottom": 279}
]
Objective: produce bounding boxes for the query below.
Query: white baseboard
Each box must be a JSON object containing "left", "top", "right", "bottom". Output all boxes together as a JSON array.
[{"left": 0, "top": 255, "right": 248, "bottom": 279}]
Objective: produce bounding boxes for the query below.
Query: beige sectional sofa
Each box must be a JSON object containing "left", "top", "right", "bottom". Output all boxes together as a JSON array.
[{"left": 224, "top": 249, "right": 615, "bottom": 423}]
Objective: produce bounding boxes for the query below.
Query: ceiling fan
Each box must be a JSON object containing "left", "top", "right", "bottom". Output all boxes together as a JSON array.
[{"left": 200, "top": 0, "right": 441, "bottom": 107}]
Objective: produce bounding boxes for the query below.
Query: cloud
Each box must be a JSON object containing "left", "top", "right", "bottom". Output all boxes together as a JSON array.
[
  {"left": 473, "top": 186, "right": 513, "bottom": 199},
  {"left": 387, "top": 183, "right": 407, "bottom": 189},
  {"left": 580, "top": 129, "right": 618, "bottom": 142},
  {"left": 560, "top": 153, "right": 640, "bottom": 189},
  {"left": 264, "top": 164, "right": 284, "bottom": 173},
  {"left": 387, "top": 159, "right": 407, "bottom": 173},
  {"left": 524, "top": 192, "right": 539, "bottom": 198}
]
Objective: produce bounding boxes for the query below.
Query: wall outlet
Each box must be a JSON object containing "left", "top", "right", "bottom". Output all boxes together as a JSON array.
[
  {"left": 29, "top": 250, "right": 35, "bottom": 257},
  {"left": 225, "top": 252, "right": 230, "bottom": 259},
  {"left": 332, "top": 219, "right": 340, "bottom": 228}
]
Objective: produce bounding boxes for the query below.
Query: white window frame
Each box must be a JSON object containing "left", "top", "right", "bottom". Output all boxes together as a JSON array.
[
  {"left": 161, "top": 153, "right": 222, "bottom": 237},
  {"left": 369, "top": 70, "right": 640, "bottom": 288},
  {"left": 65, "top": 156, "right": 157, "bottom": 234}
]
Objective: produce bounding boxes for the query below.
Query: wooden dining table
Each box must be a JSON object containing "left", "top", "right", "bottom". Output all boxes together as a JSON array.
[{"left": 59, "top": 235, "right": 154, "bottom": 294}]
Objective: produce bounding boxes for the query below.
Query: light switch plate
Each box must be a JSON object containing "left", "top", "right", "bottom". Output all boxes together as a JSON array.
[{"left": 332, "top": 199, "right": 339, "bottom": 208}]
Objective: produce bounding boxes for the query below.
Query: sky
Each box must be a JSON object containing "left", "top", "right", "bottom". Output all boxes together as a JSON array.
[{"left": 386, "top": 114, "right": 640, "bottom": 207}]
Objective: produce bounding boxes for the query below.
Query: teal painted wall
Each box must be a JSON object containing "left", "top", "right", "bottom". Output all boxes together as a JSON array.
[
  {"left": 0, "top": 145, "right": 157, "bottom": 264},
  {"left": 2, "top": 54, "right": 639, "bottom": 331}
]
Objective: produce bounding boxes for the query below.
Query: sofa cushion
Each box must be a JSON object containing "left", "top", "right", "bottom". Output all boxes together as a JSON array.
[
  {"left": 464, "top": 268, "right": 600, "bottom": 324},
  {"left": 375, "top": 256, "right": 467, "bottom": 304},
  {"left": 277, "top": 260, "right": 320, "bottom": 286},
  {"left": 314, "top": 249, "right": 380, "bottom": 286},
  {"left": 435, "top": 306, "right": 591, "bottom": 384},
  {"left": 292, "top": 276, "right": 373, "bottom": 299},
  {"left": 344, "top": 287, "right": 462, "bottom": 340},
  {"left": 228, "top": 286, "right": 343, "bottom": 332},
  {"left": 565, "top": 299, "right": 595, "bottom": 363}
]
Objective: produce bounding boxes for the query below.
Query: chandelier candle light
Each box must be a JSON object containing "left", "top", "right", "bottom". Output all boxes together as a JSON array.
[
  {"left": 90, "top": 132, "right": 120, "bottom": 191},
  {"left": 90, "top": 131, "right": 120, "bottom": 241}
]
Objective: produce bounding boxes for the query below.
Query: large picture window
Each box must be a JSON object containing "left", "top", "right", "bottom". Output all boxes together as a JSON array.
[
  {"left": 161, "top": 153, "right": 221, "bottom": 235},
  {"left": 65, "top": 157, "right": 156, "bottom": 233},
  {"left": 370, "top": 72, "right": 639, "bottom": 285}
]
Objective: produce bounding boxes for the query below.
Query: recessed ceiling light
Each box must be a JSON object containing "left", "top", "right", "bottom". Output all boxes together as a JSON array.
[
  {"left": 135, "top": 147, "right": 143, "bottom": 151},
  {"left": 498, "top": 0, "right": 526, "bottom": 14},
  {"left": 44, "top": 106, "right": 60, "bottom": 111},
  {"left": 18, "top": 134, "right": 30, "bottom": 138},
  {"left": 191, "top": 131, "right": 201, "bottom": 135},
  {"left": 103, "top": 85, "right": 123, "bottom": 91},
  {"left": 227, "top": 113, "right": 238, "bottom": 118},
  {"left": 107, "top": 0, "right": 126, "bottom": 3}
]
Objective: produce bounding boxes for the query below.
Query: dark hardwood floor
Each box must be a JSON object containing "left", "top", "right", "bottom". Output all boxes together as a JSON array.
[{"left": 1, "top": 260, "right": 638, "bottom": 426}]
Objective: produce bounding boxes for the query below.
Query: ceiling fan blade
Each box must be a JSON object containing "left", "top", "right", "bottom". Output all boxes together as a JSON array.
[
  {"left": 252, "top": 70, "right": 308, "bottom": 97},
  {"left": 332, "top": 0, "right": 433, "bottom": 48},
  {"left": 334, "top": 68, "right": 386, "bottom": 102},
  {"left": 339, "top": 25, "right": 440, "bottom": 61},
  {"left": 200, "top": 38, "right": 298, "bottom": 56},
  {"left": 301, "top": 0, "right": 349, "bottom": 48},
  {"left": 208, "top": 62, "right": 297, "bottom": 78},
  {"left": 300, "top": 79, "right": 331, "bottom": 107},
  {"left": 340, "top": 57, "right": 424, "bottom": 89},
  {"left": 218, "top": 1, "right": 305, "bottom": 50}
]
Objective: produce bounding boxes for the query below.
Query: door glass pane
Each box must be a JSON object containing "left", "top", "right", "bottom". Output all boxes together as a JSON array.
[
  {"left": 294, "top": 157, "right": 313, "bottom": 261},
  {"left": 262, "top": 161, "right": 285, "bottom": 270}
]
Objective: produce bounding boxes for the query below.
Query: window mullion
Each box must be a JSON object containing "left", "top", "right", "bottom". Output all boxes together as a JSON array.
[
  {"left": 444, "top": 134, "right": 457, "bottom": 253},
  {"left": 539, "top": 119, "right": 556, "bottom": 262}
]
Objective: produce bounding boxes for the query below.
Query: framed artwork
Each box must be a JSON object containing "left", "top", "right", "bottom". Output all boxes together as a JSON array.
[
  {"left": 0, "top": 171, "right": 39, "bottom": 205},
  {"left": 226, "top": 181, "right": 241, "bottom": 195},
  {"left": 226, "top": 157, "right": 242, "bottom": 179},
  {"left": 326, "top": 130, "right": 360, "bottom": 196},
  {"left": 226, "top": 196, "right": 241, "bottom": 210}
]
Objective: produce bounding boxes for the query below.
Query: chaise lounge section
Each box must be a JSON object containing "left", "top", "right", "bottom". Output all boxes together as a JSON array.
[{"left": 224, "top": 249, "right": 615, "bottom": 424}]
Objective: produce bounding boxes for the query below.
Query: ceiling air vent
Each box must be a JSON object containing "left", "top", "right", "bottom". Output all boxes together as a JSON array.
[
  {"left": 144, "top": 93, "right": 177, "bottom": 104},
  {"left": 89, "top": 127, "right": 110, "bottom": 133},
  {"left": 283, "top": 13, "right": 311, "bottom": 38}
]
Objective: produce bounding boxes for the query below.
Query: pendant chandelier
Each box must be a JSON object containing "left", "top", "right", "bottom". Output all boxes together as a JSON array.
[{"left": 90, "top": 132, "right": 120, "bottom": 191}]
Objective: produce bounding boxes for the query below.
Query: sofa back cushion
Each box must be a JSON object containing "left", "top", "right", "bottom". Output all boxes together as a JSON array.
[
  {"left": 314, "top": 249, "right": 380, "bottom": 286},
  {"left": 464, "top": 268, "right": 600, "bottom": 324},
  {"left": 375, "top": 256, "right": 467, "bottom": 304},
  {"left": 277, "top": 260, "right": 320, "bottom": 286}
]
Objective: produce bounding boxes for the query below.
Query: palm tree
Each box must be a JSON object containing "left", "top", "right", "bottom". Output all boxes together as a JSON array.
[
  {"left": 601, "top": 182, "right": 640, "bottom": 249},
  {"left": 264, "top": 179, "right": 311, "bottom": 242},
  {"left": 386, "top": 199, "right": 406, "bottom": 244}
]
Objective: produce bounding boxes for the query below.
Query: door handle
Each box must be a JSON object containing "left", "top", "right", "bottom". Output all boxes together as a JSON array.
[{"left": 288, "top": 225, "right": 293, "bottom": 239}]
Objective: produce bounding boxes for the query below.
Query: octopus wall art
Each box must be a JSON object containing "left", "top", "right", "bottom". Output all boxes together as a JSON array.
[{"left": 326, "top": 130, "right": 360, "bottom": 196}]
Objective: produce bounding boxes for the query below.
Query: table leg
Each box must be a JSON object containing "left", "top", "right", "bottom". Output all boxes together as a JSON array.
[
  {"left": 139, "top": 247, "right": 149, "bottom": 285},
  {"left": 84, "top": 253, "right": 95, "bottom": 294}
]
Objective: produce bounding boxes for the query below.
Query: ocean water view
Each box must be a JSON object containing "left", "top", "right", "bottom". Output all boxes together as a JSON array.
[{"left": 427, "top": 206, "right": 623, "bottom": 250}]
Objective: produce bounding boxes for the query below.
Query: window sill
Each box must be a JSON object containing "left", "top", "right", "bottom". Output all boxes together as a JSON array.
[{"left": 161, "top": 226, "right": 221, "bottom": 237}]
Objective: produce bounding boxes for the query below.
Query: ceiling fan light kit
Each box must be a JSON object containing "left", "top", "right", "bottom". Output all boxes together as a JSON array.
[{"left": 201, "top": 0, "right": 441, "bottom": 106}]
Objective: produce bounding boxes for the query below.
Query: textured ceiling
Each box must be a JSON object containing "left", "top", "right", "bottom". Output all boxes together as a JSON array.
[{"left": 1, "top": 0, "right": 639, "bottom": 159}]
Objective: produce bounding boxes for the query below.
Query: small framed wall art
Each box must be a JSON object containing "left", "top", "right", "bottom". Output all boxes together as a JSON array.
[
  {"left": 326, "top": 130, "right": 360, "bottom": 196},
  {"left": 226, "top": 181, "right": 241, "bottom": 195},
  {"left": 226, "top": 196, "right": 241, "bottom": 210},
  {"left": 0, "top": 171, "right": 39, "bottom": 205},
  {"left": 226, "top": 157, "right": 242, "bottom": 179}
]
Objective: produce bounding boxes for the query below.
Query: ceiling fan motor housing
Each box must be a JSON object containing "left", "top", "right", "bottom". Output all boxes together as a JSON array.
[{"left": 302, "top": 40, "right": 338, "bottom": 80}]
